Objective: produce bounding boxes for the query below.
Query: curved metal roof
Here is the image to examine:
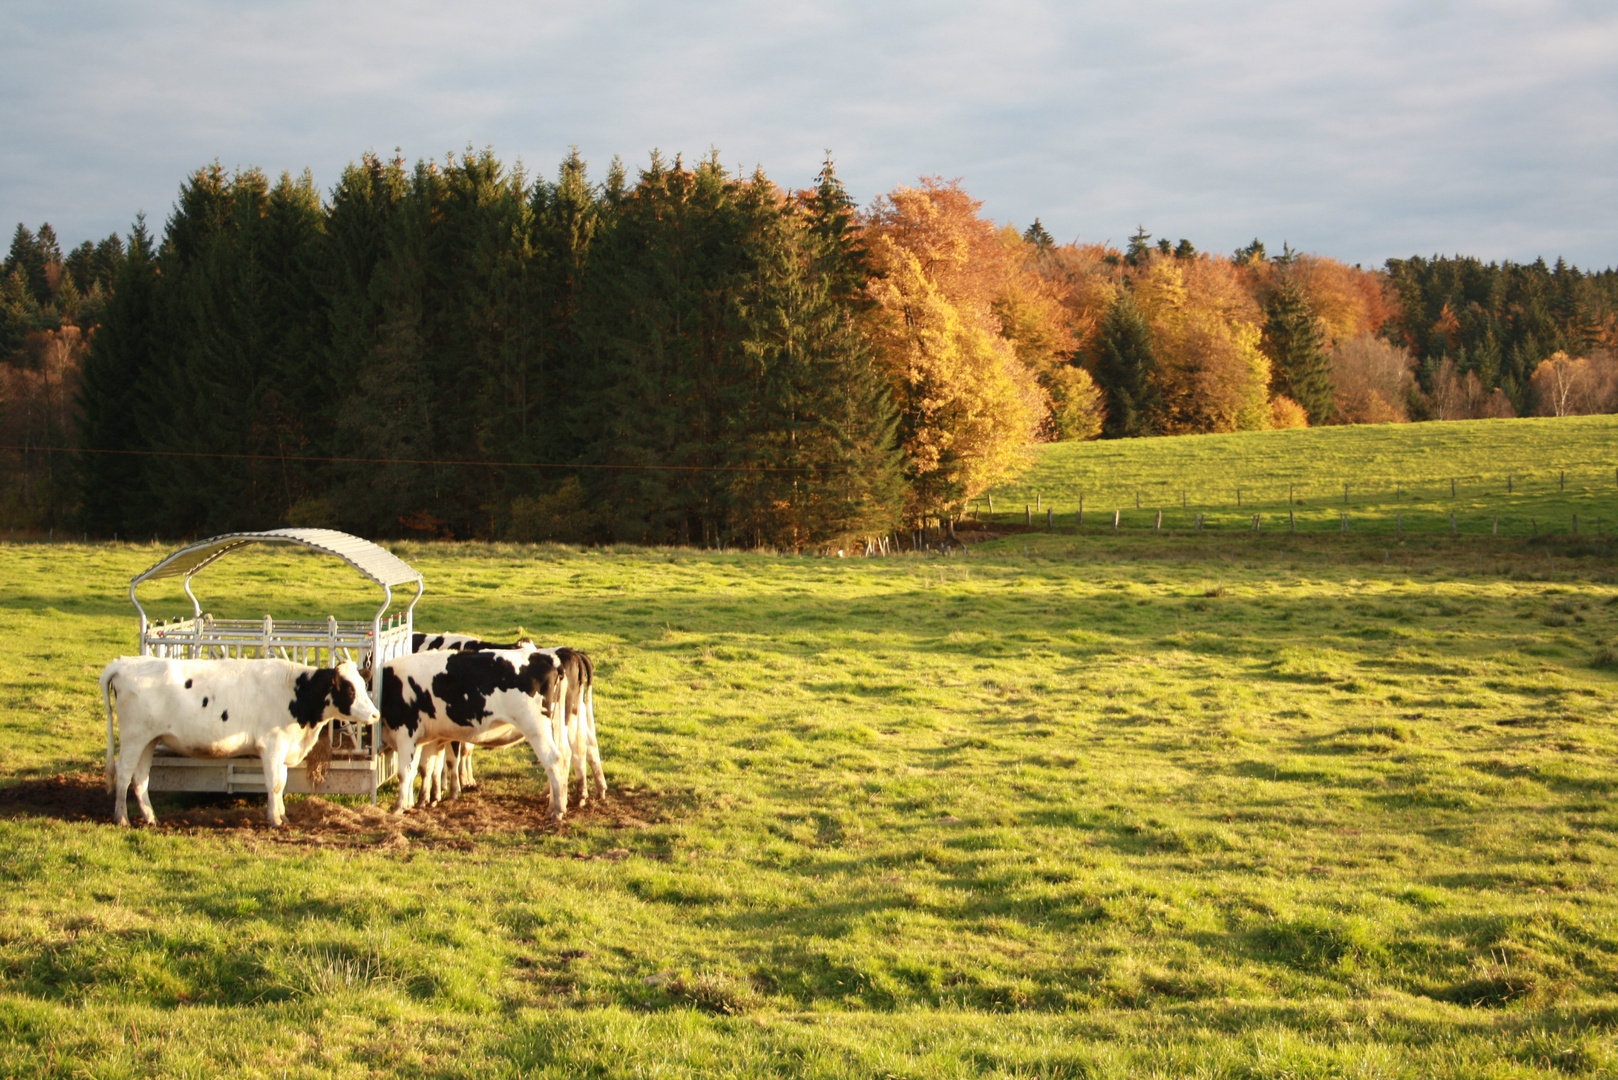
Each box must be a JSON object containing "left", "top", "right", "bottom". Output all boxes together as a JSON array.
[{"left": 131, "top": 528, "right": 423, "bottom": 589}]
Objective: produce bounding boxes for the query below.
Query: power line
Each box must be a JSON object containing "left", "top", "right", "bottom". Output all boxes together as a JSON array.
[{"left": 0, "top": 444, "right": 817, "bottom": 475}]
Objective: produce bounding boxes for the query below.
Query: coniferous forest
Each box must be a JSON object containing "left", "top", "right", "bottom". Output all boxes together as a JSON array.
[{"left": 3, "top": 148, "right": 1617, "bottom": 543}]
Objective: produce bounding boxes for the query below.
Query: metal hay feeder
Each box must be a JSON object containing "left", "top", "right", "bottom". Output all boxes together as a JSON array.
[{"left": 117, "top": 528, "right": 424, "bottom": 802}]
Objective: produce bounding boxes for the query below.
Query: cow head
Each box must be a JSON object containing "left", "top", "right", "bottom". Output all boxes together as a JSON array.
[{"left": 291, "top": 661, "right": 381, "bottom": 728}]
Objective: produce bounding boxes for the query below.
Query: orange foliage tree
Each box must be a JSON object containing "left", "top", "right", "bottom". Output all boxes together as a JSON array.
[{"left": 862, "top": 180, "right": 1076, "bottom": 521}]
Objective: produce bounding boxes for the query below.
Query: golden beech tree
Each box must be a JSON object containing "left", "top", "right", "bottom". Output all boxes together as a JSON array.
[
  {"left": 862, "top": 180, "right": 1046, "bottom": 520},
  {"left": 1130, "top": 256, "right": 1271, "bottom": 434}
]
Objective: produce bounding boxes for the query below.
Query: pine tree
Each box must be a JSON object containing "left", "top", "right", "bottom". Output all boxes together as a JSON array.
[
  {"left": 75, "top": 218, "right": 157, "bottom": 535},
  {"left": 1261, "top": 276, "right": 1333, "bottom": 423},
  {"left": 1022, "top": 219, "right": 1054, "bottom": 251},
  {"left": 1092, "top": 291, "right": 1159, "bottom": 437}
]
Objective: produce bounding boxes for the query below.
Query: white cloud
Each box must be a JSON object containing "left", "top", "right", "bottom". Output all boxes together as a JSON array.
[{"left": 1, "top": 0, "right": 1614, "bottom": 266}]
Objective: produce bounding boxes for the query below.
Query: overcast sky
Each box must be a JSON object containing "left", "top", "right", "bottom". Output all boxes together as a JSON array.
[{"left": 3, "top": 0, "right": 1614, "bottom": 268}]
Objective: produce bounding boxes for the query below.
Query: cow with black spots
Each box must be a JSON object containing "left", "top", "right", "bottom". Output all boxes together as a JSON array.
[
  {"left": 379, "top": 648, "right": 571, "bottom": 820},
  {"left": 100, "top": 658, "right": 378, "bottom": 827}
]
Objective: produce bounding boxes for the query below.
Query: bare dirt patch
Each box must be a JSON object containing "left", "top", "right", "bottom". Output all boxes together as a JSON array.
[{"left": 0, "top": 770, "right": 668, "bottom": 850}]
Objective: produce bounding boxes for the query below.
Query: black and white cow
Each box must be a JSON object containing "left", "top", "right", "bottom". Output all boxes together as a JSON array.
[
  {"left": 405, "top": 631, "right": 535, "bottom": 797},
  {"left": 542, "top": 646, "right": 605, "bottom": 806},
  {"left": 380, "top": 648, "right": 570, "bottom": 819},
  {"left": 411, "top": 632, "right": 533, "bottom": 653},
  {"left": 100, "top": 657, "right": 377, "bottom": 827}
]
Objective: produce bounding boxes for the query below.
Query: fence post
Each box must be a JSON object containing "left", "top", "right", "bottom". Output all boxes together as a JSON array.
[
  {"left": 1025, "top": 505, "right": 1031, "bottom": 526},
  {"left": 1037, "top": 493, "right": 1042, "bottom": 511},
  {"left": 1251, "top": 514, "right": 1261, "bottom": 532},
  {"left": 1237, "top": 488, "right": 1241, "bottom": 507},
  {"left": 1450, "top": 478, "right": 1456, "bottom": 497},
  {"left": 1195, "top": 513, "right": 1203, "bottom": 531},
  {"left": 1289, "top": 483, "right": 1294, "bottom": 505},
  {"left": 987, "top": 493, "right": 994, "bottom": 514},
  {"left": 1112, "top": 509, "right": 1120, "bottom": 532},
  {"left": 1560, "top": 471, "right": 1565, "bottom": 491},
  {"left": 1450, "top": 512, "right": 1457, "bottom": 534},
  {"left": 1508, "top": 476, "right": 1513, "bottom": 494},
  {"left": 1155, "top": 509, "right": 1162, "bottom": 530},
  {"left": 1340, "top": 512, "right": 1349, "bottom": 532},
  {"left": 1396, "top": 483, "right": 1402, "bottom": 500},
  {"left": 1135, "top": 491, "right": 1141, "bottom": 510},
  {"left": 1343, "top": 483, "right": 1349, "bottom": 503},
  {"left": 1181, "top": 491, "right": 1186, "bottom": 508}
]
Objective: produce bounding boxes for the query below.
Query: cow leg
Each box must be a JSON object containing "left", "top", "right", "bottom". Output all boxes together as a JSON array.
[
  {"left": 583, "top": 686, "right": 607, "bottom": 799},
  {"left": 393, "top": 735, "right": 421, "bottom": 813},
  {"left": 446, "top": 742, "right": 463, "bottom": 801},
  {"left": 261, "top": 744, "right": 290, "bottom": 827},
  {"left": 114, "top": 737, "right": 160, "bottom": 826},
  {"left": 512, "top": 716, "right": 568, "bottom": 822},
  {"left": 459, "top": 743, "right": 475, "bottom": 790}
]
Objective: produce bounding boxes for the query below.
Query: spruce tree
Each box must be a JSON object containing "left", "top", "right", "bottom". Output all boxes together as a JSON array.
[
  {"left": 1092, "top": 291, "right": 1160, "bottom": 438},
  {"left": 1262, "top": 276, "right": 1333, "bottom": 423}
]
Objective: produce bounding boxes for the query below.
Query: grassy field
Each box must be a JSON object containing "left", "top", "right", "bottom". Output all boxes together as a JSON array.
[
  {"left": 982, "top": 415, "right": 1618, "bottom": 539},
  {"left": 2, "top": 522, "right": 1618, "bottom": 1077}
]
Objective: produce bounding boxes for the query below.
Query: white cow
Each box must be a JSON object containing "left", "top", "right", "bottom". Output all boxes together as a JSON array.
[
  {"left": 380, "top": 648, "right": 570, "bottom": 819},
  {"left": 101, "top": 657, "right": 378, "bottom": 827}
]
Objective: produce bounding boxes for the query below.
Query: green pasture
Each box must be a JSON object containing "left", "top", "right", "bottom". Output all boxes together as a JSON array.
[
  {"left": 983, "top": 415, "right": 1618, "bottom": 539},
  {"left": 3, "top": 531, "right": 1618, "bottom": 1077}
]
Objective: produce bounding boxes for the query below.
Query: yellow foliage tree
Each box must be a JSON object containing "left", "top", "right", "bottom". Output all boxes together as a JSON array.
[
  {"left": 1130, "top": 257, "right": 1271, "bottom": 434},
  {"left": 864, "top": 237, "right": 1041, "bottom": 520},
  {"left": 862, "top": 181, "right": 1053, "bottom": 519}
]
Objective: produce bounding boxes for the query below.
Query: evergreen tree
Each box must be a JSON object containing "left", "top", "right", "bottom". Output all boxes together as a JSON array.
[
  {"left": 1022, "top": 219, "right": 1054, "bottom": 251},
  {"left": 1262, "top": 276, "right": 1333, "bottom": 423},
  {"left": 1092, "top": 291, "right": 1159, "bottom": 438},
  {"left": 75, "top": 218, "right": 157, "bottom": 535}
]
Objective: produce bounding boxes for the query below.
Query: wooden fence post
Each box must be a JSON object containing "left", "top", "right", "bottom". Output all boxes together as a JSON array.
[
  {"left": 1236, "top": 488, "right": 1241, "bottom": 507},
  {"left": 1560, "top": 471, "right": 1565, "bottom": 491},
  {"left": 1155, "top": 510, "right": 1162, "bottom": 530},
  {"left": 1343, "top": 483, "right": 1349, "bottom": 503},
  {"left": 1025, "top": 505, "right": 1031, "bottom": 526},
  {"left": 1251, "top": 514, "right": 1260, "bottom": 532},
  {"left": 1112, "top": 509, "right": 1120, "bottom": 532},
  {"left": 1340, "top": 512, "right": 1349, "bottom": 532},
  {"left": 1450, "top": 478, "right": 1456, "bottom": 497},
  {"left": 1181, "top": 491, "right": 1186, "bottom": 508},
  {"left": 987, "top": 493, "right": 994, "bottom": 513},
  {"left": 1135, "top": 491, "right": 1141, "bottom": 510},
  {"left": 1508, "top": 476, "right": 1513, "bottom": 494},
  {"left": 1450, "top": 512, "right": 1457, "bottom": 534}
]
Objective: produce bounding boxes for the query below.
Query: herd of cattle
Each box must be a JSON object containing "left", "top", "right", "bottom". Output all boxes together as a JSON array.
[{"left": 98, "top": 632, "right": 602, "bottom": 828}]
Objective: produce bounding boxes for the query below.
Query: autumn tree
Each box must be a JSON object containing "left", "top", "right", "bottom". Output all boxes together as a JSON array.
[{"left": 861, "top": 180, "right": 1044, "bottom": 520}]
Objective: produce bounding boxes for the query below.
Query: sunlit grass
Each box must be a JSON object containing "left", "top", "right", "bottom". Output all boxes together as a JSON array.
[{"left": 1, "top": 535, "right": 1617, "bottom": 1076}]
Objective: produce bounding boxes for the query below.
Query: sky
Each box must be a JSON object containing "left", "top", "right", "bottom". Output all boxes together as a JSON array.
[{"left": 3, "top": 0, "right": 1615, "bottom": 268}]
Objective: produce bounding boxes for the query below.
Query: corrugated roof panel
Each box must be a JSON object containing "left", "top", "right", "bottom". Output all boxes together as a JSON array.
[{"left": 132, "top": 529, "right": 423, "bottom": 590}]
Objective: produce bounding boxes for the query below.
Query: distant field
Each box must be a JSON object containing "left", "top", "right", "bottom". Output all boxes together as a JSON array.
[
  {"left": 2, "top": 538, "right": 1618, "bottom": 1077},
  {"left": 983, "top": 415, "right": 1618, "bottom": 538}
]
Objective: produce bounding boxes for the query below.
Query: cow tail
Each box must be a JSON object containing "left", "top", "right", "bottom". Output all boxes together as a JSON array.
[{"left": 100, "top": 668, "right": 118, "bottom": 792}]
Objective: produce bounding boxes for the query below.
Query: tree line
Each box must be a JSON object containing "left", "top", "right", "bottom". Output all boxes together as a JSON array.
[{"left": 3, "top": 149, "right": 1616, "bottom": 543}]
